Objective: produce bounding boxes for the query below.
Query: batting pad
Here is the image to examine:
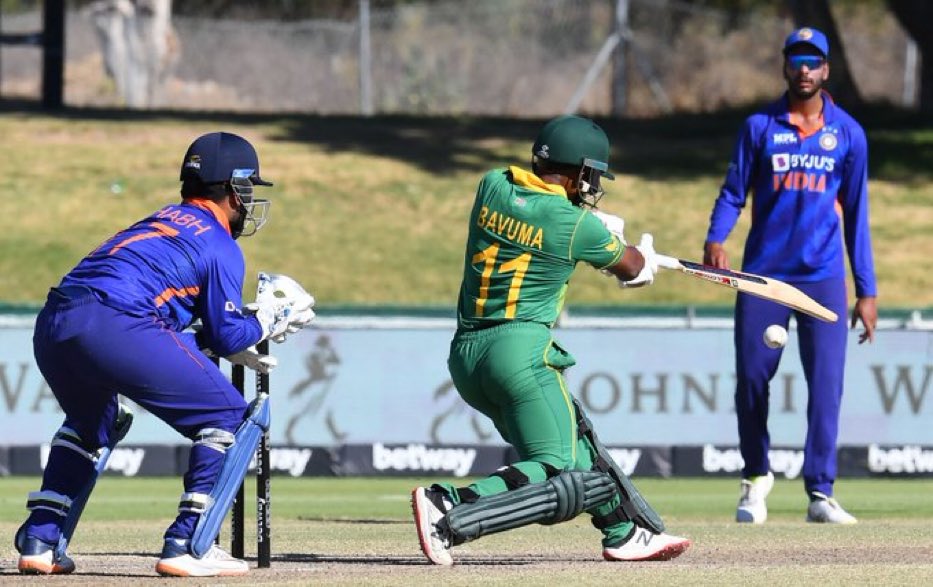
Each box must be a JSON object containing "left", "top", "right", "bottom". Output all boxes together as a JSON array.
[
  {"left": 573, "top": 397, "right": 665, "bottom": 534},
  {"left": 444, "top": 470, "right": 616, "bottom": 544},
  {"left": 190, "top": 394, "right": 270, "bottom": 558}
]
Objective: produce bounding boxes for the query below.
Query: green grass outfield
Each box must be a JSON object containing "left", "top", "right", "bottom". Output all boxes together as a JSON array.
[{"left": 2, "top": 476, "right": 932, "bottom": 585}]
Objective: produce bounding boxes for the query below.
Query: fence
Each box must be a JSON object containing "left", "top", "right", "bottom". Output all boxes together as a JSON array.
[{"left": 0, "top": 0, "right": 917, "bottom": 116}]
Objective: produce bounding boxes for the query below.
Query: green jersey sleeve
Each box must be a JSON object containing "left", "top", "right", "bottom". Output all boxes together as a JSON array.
[{"left": 570, "top": 211, "right": 624, "bottom": 269}]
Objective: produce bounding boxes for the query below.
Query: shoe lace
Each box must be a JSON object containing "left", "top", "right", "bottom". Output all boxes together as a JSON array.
[
  {"left": 426, "top": 487, "right": 454, "bottom": 514},
  {"left": 810, "top": 491, "right": 836, "bottom": 507},
  {"left": 433, "top": 516, "right": 454, "bottom": 548},
  {"left": 431, "top": 527, "right": 452, "bottom": 548},
  {"left": 739, "top": 479, "right": 754, "bottom": 501}
]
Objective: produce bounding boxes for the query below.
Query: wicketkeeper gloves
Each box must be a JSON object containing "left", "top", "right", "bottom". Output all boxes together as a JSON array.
[
  {"left": 202, "top": 345, "right": 278, "bottom": 374},
  {"left": 225, "top": 345, "right": 278, "bottom": 374},
  {"left": 249, "top": 272, "right": 316, "bottom": 343}
]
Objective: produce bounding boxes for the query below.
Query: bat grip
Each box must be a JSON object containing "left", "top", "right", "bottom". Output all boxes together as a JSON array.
[{"left": 654, "top": 254, "right": 681, "bottom": 270}]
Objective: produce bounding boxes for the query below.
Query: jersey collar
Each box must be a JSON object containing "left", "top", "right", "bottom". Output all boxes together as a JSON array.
[
  {"left": 775, "top": 90, "right": 837, "bottom": 125},
  {"left": 508, "top": 166, "right": 568, "bottom": 198},
  {"left": 185, "top": 198, "right": 231, "bottom": 235}
]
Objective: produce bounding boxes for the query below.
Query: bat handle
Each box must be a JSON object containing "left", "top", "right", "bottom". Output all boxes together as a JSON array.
[{"left": 654, "top": 253, "right": 682, "bottom": 270}]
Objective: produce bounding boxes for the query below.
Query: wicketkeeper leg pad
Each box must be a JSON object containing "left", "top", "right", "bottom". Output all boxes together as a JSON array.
[
  {"left": 573, "top": 397, "right": 665, "bottom": 533},
  {"left": 189, "top": 394, "right": 270, "bottom": 559},
  {"left": 57, "top": 403, "right": 133, "bottom": 557},
  {"left": 443, "top": 470, "right": 617, "bottom": 545},
  {"left": 15, "top": 403, "right": 134, "bottom": 556}
]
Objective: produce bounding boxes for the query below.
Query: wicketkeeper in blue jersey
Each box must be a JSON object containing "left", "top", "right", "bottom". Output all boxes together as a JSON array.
[
  {"left": 15, "top": 132, "right": 314, "bottom": 577},
  {"left": 703, "top": 27, "right": 878, "bottom": 525}
]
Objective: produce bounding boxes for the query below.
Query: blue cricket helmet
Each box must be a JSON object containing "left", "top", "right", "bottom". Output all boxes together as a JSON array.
[{"left": 180, "top": 132, "right": 273, "bottom": 186}]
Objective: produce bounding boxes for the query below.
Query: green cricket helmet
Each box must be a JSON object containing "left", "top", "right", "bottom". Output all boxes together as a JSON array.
[{"left": 531, "top": 115, "right": 614, "bottom": 207}]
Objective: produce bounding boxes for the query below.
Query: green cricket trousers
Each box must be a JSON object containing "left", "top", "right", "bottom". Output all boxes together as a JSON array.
[{"left": 444, "top": 321, "right": 632, "bottom": 546}]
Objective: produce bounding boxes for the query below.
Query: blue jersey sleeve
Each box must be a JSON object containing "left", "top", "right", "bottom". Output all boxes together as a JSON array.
[
  {"left": 838, "top": 124, "right": 877, "bottom": 297},
  {"left": 706, "top": 117, "right": 760, "bottom": 244},
  {"left": 195, "top": 243, "right": 263, "bottom": 356}
]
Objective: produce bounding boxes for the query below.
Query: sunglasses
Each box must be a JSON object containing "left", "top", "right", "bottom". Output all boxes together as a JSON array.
[{"left": 787, "top": 55, "right": 825, "bottom": 71}]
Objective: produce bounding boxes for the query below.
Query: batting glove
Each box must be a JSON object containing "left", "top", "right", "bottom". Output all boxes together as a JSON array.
[
  {"left": 591, "top": 209, "right": 626, "bottom": 244},
  {"left": 618, "top": 233, "right": 657, "bottom": 288}
]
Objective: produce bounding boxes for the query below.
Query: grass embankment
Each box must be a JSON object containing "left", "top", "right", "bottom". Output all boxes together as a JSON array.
[{"left": 2, "top": 107, "right": 930, "bottom": 309}]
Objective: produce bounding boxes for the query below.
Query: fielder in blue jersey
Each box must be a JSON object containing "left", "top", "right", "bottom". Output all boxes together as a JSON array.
[
  {"left": 704, "top": 28, "right": 877, "bottom": 525},
  {"left": 16, "top": 132, "right": 312, "bottom": 577}
]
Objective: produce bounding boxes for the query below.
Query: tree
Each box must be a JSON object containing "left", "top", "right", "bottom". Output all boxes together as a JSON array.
[
  {"left": 786, "top": 0, "right": 862, "bottom": 107},
  {"left": 89, "top": 0, "right": 177, "bottom": 108},
  {"left": 886, "top": 0, "right": 932, "bottom": 114}
]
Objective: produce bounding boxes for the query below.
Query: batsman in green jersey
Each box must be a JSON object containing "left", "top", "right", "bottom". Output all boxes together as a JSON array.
[{"left": 411, "top": 115, "right": 691, "bottom": 565}]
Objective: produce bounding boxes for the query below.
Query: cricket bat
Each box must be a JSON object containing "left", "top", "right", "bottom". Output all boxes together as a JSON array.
[{"left": 655, "top": 254, "right": 838, "bottom": 323}]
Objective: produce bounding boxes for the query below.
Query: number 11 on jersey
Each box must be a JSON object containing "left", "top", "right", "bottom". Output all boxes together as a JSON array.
[{"left": 472, "top": 243, "right": 532, "bottom": 319}]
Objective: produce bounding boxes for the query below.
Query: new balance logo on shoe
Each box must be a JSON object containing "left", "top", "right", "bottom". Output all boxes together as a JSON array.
[{"left": 603, "top": 528, "right": 691, "bottom": 562}]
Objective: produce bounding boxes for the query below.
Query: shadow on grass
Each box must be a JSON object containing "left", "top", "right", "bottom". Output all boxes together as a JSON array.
[
  {"left": 3, "top": 98, "right": 931, "bottom": 182},
  {"left": 0, "top": 550, "right": 563, "bottom": 568},
  {"left": 277, "top": 552, "right": 579, "bottom": 565},
  {"left": 296, "top": 516, "right": 408, "bottom": 524}
]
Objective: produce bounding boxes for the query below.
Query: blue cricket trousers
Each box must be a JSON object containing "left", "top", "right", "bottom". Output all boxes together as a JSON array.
[
  {"left": 29, "top": 286, "right": 248, "bottom": 542},
  {"left": 734, "top": 277, "right": 848, "bottom": 496}
]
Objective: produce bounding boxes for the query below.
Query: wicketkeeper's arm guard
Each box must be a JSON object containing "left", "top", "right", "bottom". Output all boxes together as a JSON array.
[{"left": 573, "top": 396, "right": 666, "bottom": 534}]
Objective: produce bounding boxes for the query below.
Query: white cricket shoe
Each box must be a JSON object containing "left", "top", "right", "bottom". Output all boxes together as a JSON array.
[
  {"left": 155, "top": 539, "right": 249, "bottom": 577},
  {"left": 16, "top": 536, "right": 75, "bottom": 575},
  {"left": 736, "top": 471, "right": 774, "bottom": 523},
  {"left": 602, "top": 527, "right": 691, "bottom": 562},
  {"left": 806, "top": 492, "right": 858, "bottom": 524},
  {"left": 411, "top": 486, "right": 454, "bottom": 566}
]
